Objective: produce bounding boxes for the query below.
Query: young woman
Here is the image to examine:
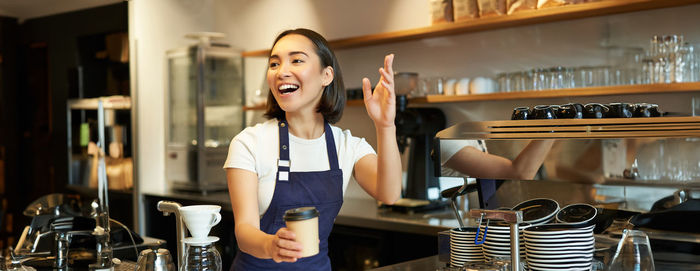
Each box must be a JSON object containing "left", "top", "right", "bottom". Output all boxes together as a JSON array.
[{"left": 224, "top": 28, "right": 402, "bottom": 270}]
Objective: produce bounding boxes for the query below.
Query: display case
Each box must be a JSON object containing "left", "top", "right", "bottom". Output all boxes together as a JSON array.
[
  {"left": 434, "top": 116, "right": 700, "bottom": 268},
  {"left": 165, "top": 33, "right": 245, "bottom": 193}
]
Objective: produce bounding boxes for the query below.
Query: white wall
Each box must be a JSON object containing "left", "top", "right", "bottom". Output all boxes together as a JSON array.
[
  {"left": 129, "top": 0, "right": 218, "bottom": 194},
  {"left": 130, "top": 1, "right": 700, "bottom": 205}
]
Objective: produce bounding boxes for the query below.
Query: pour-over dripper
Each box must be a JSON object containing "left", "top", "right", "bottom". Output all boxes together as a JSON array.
[{"left": 179, "top": 205, "right": 222, "bottom": 240}]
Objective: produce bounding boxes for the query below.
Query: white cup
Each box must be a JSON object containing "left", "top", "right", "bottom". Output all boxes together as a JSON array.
[
  {"left": 179, "top": 205, "right": 222, "bottom": 240},
  {"left": 444, "top": 79, "right": 457, "bottom": 95},
  {"left": 456, "top": 78, "right": 471, "bottom": 95},
  {"left": 284, "top": 207, "right": 319, "bottom": 258}
]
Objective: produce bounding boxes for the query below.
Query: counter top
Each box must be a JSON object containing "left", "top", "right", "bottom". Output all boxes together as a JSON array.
[
  {"left": 368, "top": 255, "right": 444, "bottom": 271},
  {"left": 145, "top": 190, "right": 466, "bottom": 236}
]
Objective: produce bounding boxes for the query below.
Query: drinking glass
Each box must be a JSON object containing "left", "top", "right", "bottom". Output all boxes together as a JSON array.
[
  {"left": 532, "top": 68, "right": 547, "bottom": 90},
  {"left": 575, "top": 66, "right": 594, "bottom": 87},
  {"left": 420, "top": 77, "right": 445, "bottom": 95},
  {"left": 497, "top": 72, "right": 511, "bottom": 92},
  {"left": 608, "top": 229, "right": 655, "bottom": 271},
  {"left": 548, "top": 66, "right": 565, "bottom": 89}
]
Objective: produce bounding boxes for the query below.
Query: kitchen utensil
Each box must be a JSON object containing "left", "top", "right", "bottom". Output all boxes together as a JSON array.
[
  {"left": 136, "top": 247, "right": 177, "bottom": 271},
  {"left": 608, "top": 229, "right": 655, "bottom": 271},
  {"left": 179, "top": 205, "right": 221, "bottom": 240},
  {"left": 511, "top": 107, "right": 530, "bottom": 120},
  {"left": 555, "top": 203, "right": 597, "bottom": 225},
  {"left": 530, "top": 105, "right": 556, "bottom": 120},
  {"left": 181, "top": 238, "right": 222, "bottom": 271},
  {"left": 512, "top": 198, "right": 559, "bottom": 224},
  {"left": 23, "top": 193, "right": 83, "bottom": 217},
  {"left": 441, "top": 183, "right": 477, "bottom": 228}
]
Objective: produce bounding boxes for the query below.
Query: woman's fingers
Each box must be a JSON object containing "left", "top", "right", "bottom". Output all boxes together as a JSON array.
[
  {"left": 362, "top": 77, "right": 373, "bottom": 101},
  {"left": 272, "top": 228, "right": 302, "bottom": 262},
  {"left": 384, "top": 54, "right": 394, "bottom": 75}
]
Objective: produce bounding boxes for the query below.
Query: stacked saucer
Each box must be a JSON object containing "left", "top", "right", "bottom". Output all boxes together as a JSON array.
[
  {"left": 523, "top": 224, "right": 595, "bottom": 271},
  {"left": 450, "top": 227, "right": 484, "bottom": 267},
  {"left": 479, "top": 222, "right": 527, "bottom": 261}
]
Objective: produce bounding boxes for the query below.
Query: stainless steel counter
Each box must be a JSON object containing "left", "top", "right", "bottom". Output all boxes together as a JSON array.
[
  {"left": 368, "top": 255, "right": 444, "bottom": 270},
  {"left": 145, "top": 190, "right": 465, "bottom": 236}
]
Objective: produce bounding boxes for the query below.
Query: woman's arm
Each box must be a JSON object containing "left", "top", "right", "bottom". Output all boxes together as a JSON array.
[
  {"left": 353, "top": 54, "right": 402, "bottom": 204},
  {"left": 444, "top": 140, "right": 555, "bottom": 180},
  {"left": 226, "top": 168, "right": 302, "bottom": 262}
]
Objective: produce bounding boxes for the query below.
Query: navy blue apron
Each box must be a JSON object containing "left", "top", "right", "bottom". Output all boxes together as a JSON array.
[{"left": 231, "top": 120, "right": 344, "bottom": 270}]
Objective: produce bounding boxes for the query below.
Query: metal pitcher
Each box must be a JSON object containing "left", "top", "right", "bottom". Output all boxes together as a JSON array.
[{"left": 136, "top": 248, "right": 176, "bottom": 271}]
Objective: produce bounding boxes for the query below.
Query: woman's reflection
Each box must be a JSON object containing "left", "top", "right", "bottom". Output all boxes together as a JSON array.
[{"left": 441, "top": 139, "right": 555, "bottom": 180}]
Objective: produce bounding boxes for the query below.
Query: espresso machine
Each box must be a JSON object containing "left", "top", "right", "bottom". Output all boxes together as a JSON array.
[{"left": 395, "top": 95, "right": 446, "bottom": 202}]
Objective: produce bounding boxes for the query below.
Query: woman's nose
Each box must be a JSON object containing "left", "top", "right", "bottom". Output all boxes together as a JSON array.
[{"left": 276, "top": 62, "right": 292, "bottom": 78}]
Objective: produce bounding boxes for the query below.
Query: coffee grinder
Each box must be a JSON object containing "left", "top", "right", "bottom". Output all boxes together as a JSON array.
[{"left": 395, "top": 95, "right": 446, "bottom": 202}]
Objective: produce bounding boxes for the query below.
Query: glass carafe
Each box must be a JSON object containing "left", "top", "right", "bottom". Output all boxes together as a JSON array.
[
  {"left": 608, "top": 229, "right": 655, "bottom": 271},
  {"left": 181, "top": 242, "right": 221, "bottom": 271}
]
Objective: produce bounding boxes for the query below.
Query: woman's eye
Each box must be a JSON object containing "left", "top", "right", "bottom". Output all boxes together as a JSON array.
[
  {"left": 268, "top": 62, "right": 279, "bottom": 68},
  {"left": 292, "top": 59, "right": 304, "bottom": 64}
]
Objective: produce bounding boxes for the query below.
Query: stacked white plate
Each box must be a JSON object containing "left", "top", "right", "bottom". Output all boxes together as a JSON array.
[
  {"left": 450, "top": 227, "right": 485, "bottom": 267},
  {"left": 480, "top": 222, "right": 527, "bottom": 261},
  {"left": 523, "top": 224, "right": 595, "bottom": 271}
]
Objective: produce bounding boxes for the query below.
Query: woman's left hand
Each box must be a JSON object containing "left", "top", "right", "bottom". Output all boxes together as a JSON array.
[{"left": 362, "top": 54, "right": 396, "bottom": 128}]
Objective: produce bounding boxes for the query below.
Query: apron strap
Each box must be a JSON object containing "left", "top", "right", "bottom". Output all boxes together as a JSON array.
[
  {"left": 323, "top": 122, "right": 339, "bottom": 171},
  {"left": 277, "top": 120, "right": 340, "bottom": 182},
  {"left": 277, "top": 120, "right": 291, "bottom": 181}
]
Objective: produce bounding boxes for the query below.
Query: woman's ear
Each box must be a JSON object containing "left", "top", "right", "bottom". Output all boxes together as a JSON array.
[{"left": 322, "top": 66, "right": 334, "bottom": 87}]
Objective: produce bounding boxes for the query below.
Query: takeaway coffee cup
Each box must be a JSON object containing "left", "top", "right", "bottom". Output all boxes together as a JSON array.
[
  {"left": 284, "top": 207, "right": 320, "bottom": 257},
  {"left": 179, "top": 205, "right": 222, "bottom": 240}
]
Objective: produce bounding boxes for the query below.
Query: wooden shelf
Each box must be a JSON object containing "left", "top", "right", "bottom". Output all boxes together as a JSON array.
[
  {"left": 242, "top": 0, "right": 700, "bottom": 57},
  {"left": 424, "top": 82, "right": 700, "bottom": 103},
  {"left": 437, "top": 116, "right": 700, "bottom": 139},
  {"left": 243, "top": 83, "right": 700, "bottom": 110},
  {"left": 68, "top": 96, "right": 131, "bottom": 110},
  {"left": 243, "top": 104, "right": 266, "bottom": 111}
]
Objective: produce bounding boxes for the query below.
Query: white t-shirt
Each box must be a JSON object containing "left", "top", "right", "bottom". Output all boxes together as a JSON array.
[
  {"left": 223, "top": 119, "right": 376, "bottom": 215},
  {"left": 439, "top": 139, "right": 488, "bottom": 177}
]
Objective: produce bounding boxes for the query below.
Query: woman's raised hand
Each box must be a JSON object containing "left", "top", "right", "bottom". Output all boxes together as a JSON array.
[
  {"left": 362, "top": 54, "right": 396, "bottom": 128},
  {"left": 268, "top": 228, "right": 302, "bottom": 263}
]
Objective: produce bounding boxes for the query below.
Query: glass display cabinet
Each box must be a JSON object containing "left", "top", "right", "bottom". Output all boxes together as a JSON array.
[
  {"left": 435, "top": 116, "right": 700, "bottom": 268},
  {"left": 165, "top": 33, "right": 245, "bottom": 193}
]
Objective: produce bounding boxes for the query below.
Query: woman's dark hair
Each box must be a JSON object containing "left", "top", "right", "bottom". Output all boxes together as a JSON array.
[{"left": 264, "top": 28, "right": 346, "bottom": 124}]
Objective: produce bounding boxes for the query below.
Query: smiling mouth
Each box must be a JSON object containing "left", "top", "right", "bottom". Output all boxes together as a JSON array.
[{"left": 278, "top": 84, "right": 299, "bottom": 95}]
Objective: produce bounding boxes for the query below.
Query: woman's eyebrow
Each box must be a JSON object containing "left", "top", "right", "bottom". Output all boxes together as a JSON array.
[
  {"left": 289, "top": 51, "right": 308, "bottom": 57},
  {"left": 269, "top": 51, "right": 308, "bottom": 60}
]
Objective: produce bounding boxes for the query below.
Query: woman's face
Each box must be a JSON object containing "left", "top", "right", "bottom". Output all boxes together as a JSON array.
[{"left": 267, "top": 34, "right": 333, "bottom": 115}]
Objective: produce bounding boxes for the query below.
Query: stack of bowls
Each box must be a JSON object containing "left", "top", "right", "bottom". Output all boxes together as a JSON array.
[
  {"left": 450, "top": 227, "right": 485, "bottom": 267},
  {"left": 523, "top": 224, "right": 595, "bottom": 271},
  {"left": 479, "top": 222, "right": 527, "bottom": 261}
]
